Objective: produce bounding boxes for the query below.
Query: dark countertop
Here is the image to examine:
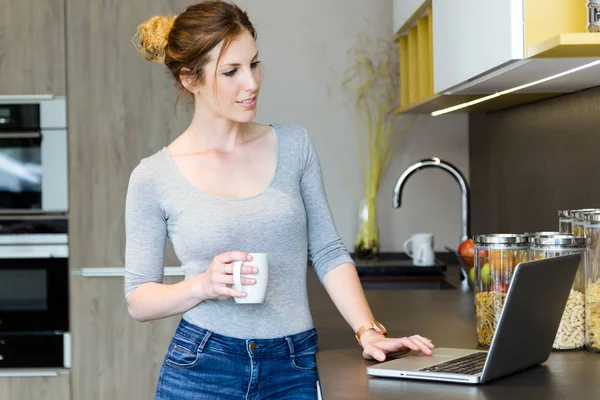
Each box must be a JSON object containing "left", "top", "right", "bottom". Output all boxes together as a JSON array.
[{"left": 308, "top": 265, "right": 600, "bottom": 400}]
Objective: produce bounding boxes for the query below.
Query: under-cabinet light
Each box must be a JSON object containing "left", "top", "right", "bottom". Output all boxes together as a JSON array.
[{"left": 431, "top": 59, "right": 600, "bottom": 116}]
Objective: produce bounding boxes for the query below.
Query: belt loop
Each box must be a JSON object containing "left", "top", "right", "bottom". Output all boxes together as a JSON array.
[
  {"left": 285, "top": 336, "right": 295, "bottom": 357},
  {"left": 198, "top": 330, "right": 212, "bottom": 353}
]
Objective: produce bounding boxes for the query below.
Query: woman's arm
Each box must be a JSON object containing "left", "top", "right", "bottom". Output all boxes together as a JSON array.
[
  {"left": 127, "top": 252, "right": 257, "bottom": 322},
  {"left": 322, "top": 263, "right": 435, "bottom": 361},
  {"left": 124, "top": 163, "right": 256, "bottom": 322},
  {"left": 321, "top": 263, "right": 375, "bottom": 332},
  {"left": 124, "top": 163, "right": 175, "bottom": 321},
  {"left": 126, "top": 279, "right": 206, "bottom": 322},
  {"left": 296, "top": 128, "right": 434, "bottom": 360},
  {"left": 124, "top": 163, "right": 203, "bottom": 322}
]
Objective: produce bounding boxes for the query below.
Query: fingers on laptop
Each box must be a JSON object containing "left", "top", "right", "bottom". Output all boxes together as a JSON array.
[
  {"left": 400, "top": 336, "right": 434, "bottom": 355},
  {"left": 412, "top": 335, "right": 435, "bottom": 347},
  {"left": 375, "top": 337, "right": 433, "bottom": 355}
]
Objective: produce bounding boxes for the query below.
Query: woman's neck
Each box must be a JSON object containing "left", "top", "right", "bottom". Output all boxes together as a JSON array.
[{"left": 180, "top": 107, "right": 252, "bottom": 153}]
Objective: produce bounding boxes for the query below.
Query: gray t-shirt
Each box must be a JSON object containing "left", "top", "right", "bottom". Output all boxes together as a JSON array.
[{"left": 124, "top": 123, "right": 354, "bottom": 339}]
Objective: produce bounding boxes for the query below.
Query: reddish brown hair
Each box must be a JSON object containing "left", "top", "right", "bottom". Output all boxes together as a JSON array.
[{"left": 134, "top": 1, "right": 257, "bottom": 103}]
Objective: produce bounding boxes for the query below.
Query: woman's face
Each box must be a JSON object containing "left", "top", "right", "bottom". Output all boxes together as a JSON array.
[{"left": 196, "top": 31, "right": 262, "bottom": 123}]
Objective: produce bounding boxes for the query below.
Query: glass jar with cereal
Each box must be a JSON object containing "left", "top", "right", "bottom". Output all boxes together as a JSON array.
[
  {"left": 530, "top": 234, "right": 588, "bottom": 350},
  {"left": 473, "top": 234, "right": 529, "bottom": 347},
  {"left": 558, "top": 210, "right": 574, "bottom": 234},
  {"left": 572, "top": 209, "right": 600, "bottom": 236},
  {"left": 584, "top": 212, "right": 600, "bottom": 353}
]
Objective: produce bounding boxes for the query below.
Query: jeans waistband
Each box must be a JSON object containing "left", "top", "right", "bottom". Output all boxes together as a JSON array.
[{"left": 175, "top": 318, "right": 319, "bottom": 356}]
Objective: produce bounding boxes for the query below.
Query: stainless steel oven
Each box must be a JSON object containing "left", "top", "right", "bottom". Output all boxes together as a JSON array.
[
  {"left": 0, "top": 216, "right": 70, "bottom": 368},
  {"left": 0, "top": 95, "right": 68, "bottom": 214}
]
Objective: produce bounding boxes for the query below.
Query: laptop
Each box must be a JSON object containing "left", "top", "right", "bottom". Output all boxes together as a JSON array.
[{"left": 366, "top": 253, "right": 581, "bottom": 384}]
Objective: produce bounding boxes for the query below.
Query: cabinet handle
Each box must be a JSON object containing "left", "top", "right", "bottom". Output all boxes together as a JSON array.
[
  {"left": 0, "top": 370, "right": 61, "bottom": 377},
  {"left": 0, "top": 132, "right": 41, "bottom": 139}
]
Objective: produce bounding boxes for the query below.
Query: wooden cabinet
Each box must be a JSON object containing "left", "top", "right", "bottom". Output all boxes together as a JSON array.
[
  {"left": 394, "top": 0, "right": 600, "bottom": 114},
  {"left": 0, "top": 0, "right": 66, "bottom": 95},
  {"left": 70, "top": 275, "right": 182, "bottom": 400},
  {"left": 0, "top": 373, "right": 70, "bottom": 400},
  {"left": 65, "top": 0, "right": 189, "bottom": 270}
]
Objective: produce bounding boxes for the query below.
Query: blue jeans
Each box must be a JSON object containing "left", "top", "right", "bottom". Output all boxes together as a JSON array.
[{"left": 155, "top": 318, "right": 321, "bottom": 399}]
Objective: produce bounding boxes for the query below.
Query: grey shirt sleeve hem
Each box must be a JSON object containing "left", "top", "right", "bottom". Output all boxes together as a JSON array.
[{"left": 312, "top": 249, "right": 356, "bottom": 282}]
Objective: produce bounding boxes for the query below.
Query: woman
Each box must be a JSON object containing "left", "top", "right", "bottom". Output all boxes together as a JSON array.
[{"left": 125, "top": 1, "right": 435, "bottom": 399}]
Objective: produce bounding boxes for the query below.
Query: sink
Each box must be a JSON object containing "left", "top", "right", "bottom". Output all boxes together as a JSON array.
[
  {"left": 352, "top": 252, "right": 456, "bottom": 290},
  {"left": 353, "top": 252, "right": 446, "bottom": 275},
  {"left": 360, "top": 279, "right": 456, "bottom": 291}
]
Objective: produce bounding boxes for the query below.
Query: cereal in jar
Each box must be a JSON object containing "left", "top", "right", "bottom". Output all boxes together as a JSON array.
[
  {"left": 474, "top": 234, "right": 529, "bottom": 347},
  {"left": 530, "top": 234, "right": 587, "bottom": 350}
]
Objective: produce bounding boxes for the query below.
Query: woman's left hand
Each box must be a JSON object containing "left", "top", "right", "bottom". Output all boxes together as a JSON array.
[{"left": 360, "top": 330, "right": 435, "bottom": 362}]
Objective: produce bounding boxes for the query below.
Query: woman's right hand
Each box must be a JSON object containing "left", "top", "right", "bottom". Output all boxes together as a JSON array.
[{"left": 195, "top": 252, "right": 258, "bottom": 300}]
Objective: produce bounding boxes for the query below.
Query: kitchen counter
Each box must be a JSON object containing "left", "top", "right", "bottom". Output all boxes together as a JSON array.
[{"left": 308, "top": 265, "right": 600, "bottom": 400}]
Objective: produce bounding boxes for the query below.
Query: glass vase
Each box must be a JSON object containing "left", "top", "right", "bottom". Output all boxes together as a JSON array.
[{"left": 354, "top": 197, "right": 380, "bottom": 259}]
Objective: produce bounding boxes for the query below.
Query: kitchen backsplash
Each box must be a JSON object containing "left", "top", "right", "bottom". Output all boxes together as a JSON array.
[{"left": 469, "top": 85, "right": 600, "bottom": 235}]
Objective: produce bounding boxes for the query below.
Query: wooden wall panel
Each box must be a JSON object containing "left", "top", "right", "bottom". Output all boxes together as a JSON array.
[
  {"left": 66, "top": 0, "right": 190, "bottom": 269},
  {"left": 469, "top": 86, "right": 600, "bottom": 235},
  {"left": 0, "top": 0, "right": 66, "bottom": 95},
  {"left": 0, "top": 374, "right": 70, "bottom": 400},
  {"left": 70, "top": 275, "right": 182, "bottom": 400}
]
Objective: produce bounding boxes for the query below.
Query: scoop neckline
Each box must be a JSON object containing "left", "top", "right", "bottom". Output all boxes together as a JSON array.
[{"left": 161, "top": 124, "right": 279, "bottom": 202}]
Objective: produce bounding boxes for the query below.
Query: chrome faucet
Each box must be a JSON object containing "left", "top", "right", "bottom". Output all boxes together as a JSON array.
[{"left": 392, "top": 157, "right": 471, "bottom": 243}]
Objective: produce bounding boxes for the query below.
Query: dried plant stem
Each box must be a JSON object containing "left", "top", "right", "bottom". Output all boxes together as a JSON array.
[{"left": 343, "top": 37, "right": 417, "bottom": 257}]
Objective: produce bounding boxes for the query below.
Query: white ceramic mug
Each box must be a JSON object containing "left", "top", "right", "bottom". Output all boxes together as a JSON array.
[
  {"left": 232, "top": 253, "right": 269, "bottom": 304},
  {"left": 403, "top": 233, "right": 435, "bottom": 266}
]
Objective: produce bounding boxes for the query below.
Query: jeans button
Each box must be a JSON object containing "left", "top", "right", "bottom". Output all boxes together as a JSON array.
[{"left": 249, "top": 342, "right": 257, "bottom": 351}]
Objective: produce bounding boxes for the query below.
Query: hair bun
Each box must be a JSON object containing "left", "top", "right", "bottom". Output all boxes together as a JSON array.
[{"left": 134, "top": 15, "right": 177, "bottom": 63}]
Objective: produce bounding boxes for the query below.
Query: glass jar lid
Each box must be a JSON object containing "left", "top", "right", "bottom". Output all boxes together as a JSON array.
[
  {"left": 523, "top": 231, "right": 562, "bottom": 237},
  {"left": 573, "top": 209, "right": 600, "bottom": 219},
  {"left": 583, "top": 212, "right": 600, "bottom": 222},
  {"left": 524, "top": 231, "right": 563, "bottom": 242},
  {"left": 473, "top": 233, "right": 528, "bottom": 245},
  {"left": 557, "top": 208, "right": 599, "bottom": 218},
  {"left": 531, "top": 234, "right": 588, "bottom": 247}
]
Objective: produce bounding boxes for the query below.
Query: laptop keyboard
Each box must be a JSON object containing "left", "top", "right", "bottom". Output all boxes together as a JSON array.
[{"left": 419, "top": 352, "right": 487, "bottom": 375}]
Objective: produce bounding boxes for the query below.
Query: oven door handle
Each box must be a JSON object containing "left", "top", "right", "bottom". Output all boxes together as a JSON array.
[{"left": 0, "top": 131, "right": 42, "bottom": 139}]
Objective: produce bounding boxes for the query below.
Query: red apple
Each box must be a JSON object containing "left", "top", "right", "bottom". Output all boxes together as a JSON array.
[{"left": 458, "top": 238, "right": 475, "bottom": 267}]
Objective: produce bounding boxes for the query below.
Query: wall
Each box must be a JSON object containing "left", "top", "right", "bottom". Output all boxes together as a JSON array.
[
  {"left": 379, "top": 114, "right": 468, "bottom": 250},
  {"left": 470, "top": 86, "right": 600, "bottom": 235}
]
